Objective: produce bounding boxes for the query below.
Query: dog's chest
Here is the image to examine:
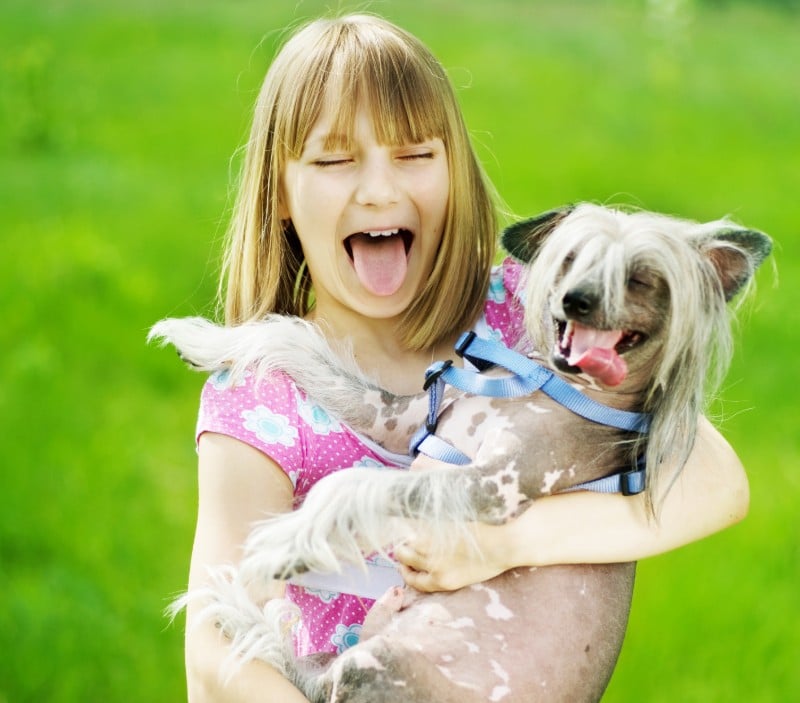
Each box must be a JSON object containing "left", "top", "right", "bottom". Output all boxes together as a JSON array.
[{"left": 434, "top": 390, "right": 633, "bottom": 495}]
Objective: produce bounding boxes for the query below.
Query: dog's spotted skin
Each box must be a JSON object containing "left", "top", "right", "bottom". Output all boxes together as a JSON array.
[{"left": 274, "top": 376, "right": 640, "bottom": 701}]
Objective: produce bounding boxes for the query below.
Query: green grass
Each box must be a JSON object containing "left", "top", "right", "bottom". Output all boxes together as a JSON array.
[{"left": 1, "top": 1, "right": 797, "bottom": 700}]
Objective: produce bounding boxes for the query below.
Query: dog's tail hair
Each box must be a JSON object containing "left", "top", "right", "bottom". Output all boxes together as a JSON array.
[
  {"left": 240, "top": 466, "right": 486, "bottom": 587},
  {"left": 148, "top": 315, "right": 385, "bottom": 418},
  {"left": 168, "top": 571, "right": 335, "bottom": 701},
  {"left": 148, "top": 314, "right": 430, "bottom": 453},
  {"left": 166, "top": 566, "right": 300, "bottom": 682},
  {"left": 148, "top": 315, "right": 359, "bottom": 381}
]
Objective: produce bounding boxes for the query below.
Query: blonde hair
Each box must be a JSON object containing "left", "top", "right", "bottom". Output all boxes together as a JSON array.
[{"left": 220, "top": 14, "right": 497, "bottom": 350}]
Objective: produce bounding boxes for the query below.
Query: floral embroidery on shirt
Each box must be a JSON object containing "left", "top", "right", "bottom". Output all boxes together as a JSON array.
[
  {"left": 353, "top": 456, "right": 388, "bottom": 470},
  {"left": 331, "top": 622, "right": 362, "bottom": 653},
  {"left": 295, "top": 388, "right": 343, "bottom": 435},
  {"left": 209, "top": 368, "right": 250, "bottom": 390},
  {"left": 483, "top": 325, "right": 504, "bottom": 344},
  {"left": 242, "top": 405, "right": 299, "bottom": 447},
  {"left": 304, "top": 588, "right": 341, "bottom": 604},
  {"left": 488, "top": 267, "right": 507, "bottom": 303}
]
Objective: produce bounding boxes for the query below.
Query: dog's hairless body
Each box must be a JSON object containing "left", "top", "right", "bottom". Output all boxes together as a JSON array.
[
  {"left": 284, "top": 361, "right": 642, "bottom": 701},
  {"left": 152, "top": 203, "right": 771, "bottom": 702}
]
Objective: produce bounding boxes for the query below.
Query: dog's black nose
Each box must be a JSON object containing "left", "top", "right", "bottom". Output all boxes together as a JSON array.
[{"left": 562, "top": 289, "right": 597, "bottom": 317}]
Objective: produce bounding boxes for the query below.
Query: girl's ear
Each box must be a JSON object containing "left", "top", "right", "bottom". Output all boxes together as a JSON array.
[
  {"left": 501, "top": 205, "right": 576, "bottom": 262},
  {"left": 703, "top": 228, "right": 773, "bottom": 301}
]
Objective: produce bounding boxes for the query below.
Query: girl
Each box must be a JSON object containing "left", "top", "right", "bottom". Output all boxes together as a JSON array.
[{"left": 174, "top": 14, "right": 748, "bottom": 702}]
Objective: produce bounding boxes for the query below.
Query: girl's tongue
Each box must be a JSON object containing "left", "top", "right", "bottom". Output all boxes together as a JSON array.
[{"left": 349, "top": 232, "right": 408, "bottom": 296}]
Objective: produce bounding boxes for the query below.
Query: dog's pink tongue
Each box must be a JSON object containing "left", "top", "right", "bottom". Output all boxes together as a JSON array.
[
  {"left": 350, "top": 233, "right": 407, "bottom": 296},
  {"left": 568, "top": 325, "right": 628, "bottom": 386},
  {"left": 575, "top": 348, "right": 628, "bottom": 386}
]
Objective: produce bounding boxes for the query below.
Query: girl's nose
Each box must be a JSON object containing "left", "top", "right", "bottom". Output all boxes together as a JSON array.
[{"left": 354, "top": 153, "right": 400, "bottom": 207}]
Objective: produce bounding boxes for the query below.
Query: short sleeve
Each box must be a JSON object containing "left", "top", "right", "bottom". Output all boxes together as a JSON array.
[
  {"left": 196, "top": 368, "right": 307, "bottom": 487},
  {"left": 196, "top": 367, "right": 401, "bottom": 497}
]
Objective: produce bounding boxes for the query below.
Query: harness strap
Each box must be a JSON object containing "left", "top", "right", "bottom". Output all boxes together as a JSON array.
[
  {"left": 410, "top": 428, "right": 471, "bottom": 465},
  {"left": 449, "top": 332, "right": 650, "bottom": 433},
  {"left": 409, "top": 331, "right": 650, "bottom": 495},
  {"left": 564, "top": 456, "right": 648, "bottom": 496}
]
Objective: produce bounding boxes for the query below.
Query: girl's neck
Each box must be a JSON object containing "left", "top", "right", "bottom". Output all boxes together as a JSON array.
[{"left": 307, "top": 308, "right": 462, "bottom": 396}]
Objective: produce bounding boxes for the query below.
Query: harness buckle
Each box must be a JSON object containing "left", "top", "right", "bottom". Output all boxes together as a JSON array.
[
  {"left": 455, "top": 330, "right": 495, "bottom": 372},
  {"left": 423, "top": 359, "right": 453, "bottom": 391},
  {"left": 620, "top": 467, "right": 646, "bottom": 496},
  {"left": 455, "top": 331, "right": 477, "bottom": 358}
]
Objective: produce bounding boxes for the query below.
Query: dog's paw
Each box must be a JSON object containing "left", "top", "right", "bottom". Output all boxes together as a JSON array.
[
  {"left": 241, "top": 503, "right": 371, "bottom": 583},
  {"left": 267, "top": 556, "right": 312, "bottom": 581}
]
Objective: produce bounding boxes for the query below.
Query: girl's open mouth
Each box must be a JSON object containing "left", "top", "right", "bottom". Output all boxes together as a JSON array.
[{"left": 344, "top": 229, "right": 413, "bottom": 296}]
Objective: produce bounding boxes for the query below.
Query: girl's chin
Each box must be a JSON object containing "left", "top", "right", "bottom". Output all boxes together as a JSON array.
[{"left": 350, "top": 285, "right": 418, "bottom": 319}]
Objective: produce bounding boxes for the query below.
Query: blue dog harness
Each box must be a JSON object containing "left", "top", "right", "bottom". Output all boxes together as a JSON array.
[
  {"left": 290, "top": 332, "right": 651, "bottom": 600},
  {"left": 409, "top": 331, "right": 650, "bottom": 496}
]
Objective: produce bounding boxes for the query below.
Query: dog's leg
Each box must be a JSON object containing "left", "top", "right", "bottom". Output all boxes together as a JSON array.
[
  {"left": 240, "top": 468, "right": 414, "bottom": 583},
  {"left": 239, "top": 457, "right": 530, "bottom": 585},
  {"left": 175, "top": 568, "right": 301, "bottom": 681},
  {"left": 240, "top": 471, "right": 405, "bottom": 582}
]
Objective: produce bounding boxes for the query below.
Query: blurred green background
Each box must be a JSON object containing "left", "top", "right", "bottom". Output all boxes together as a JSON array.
[{"left": 1, "top": 0, "right": 797, "bottom": 700}]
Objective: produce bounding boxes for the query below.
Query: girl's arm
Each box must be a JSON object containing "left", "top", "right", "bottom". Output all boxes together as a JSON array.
[
  {"left": 395, "top": 416, "right": 748, "bottom": 592},
  {"left": 184, "top": 432, "right": 311, "bottom": 703}
]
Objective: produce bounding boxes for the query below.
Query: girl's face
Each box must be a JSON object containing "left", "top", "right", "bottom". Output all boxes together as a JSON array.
[{"left": 281, "top": 101, "right": 450, "bottom": 323}]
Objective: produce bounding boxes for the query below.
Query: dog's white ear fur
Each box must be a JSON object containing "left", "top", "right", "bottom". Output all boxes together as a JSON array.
[
  {"left": 703, "top": 228, "right": 773, "bottom": 301},
  {"left": 501, "top": 205, "right": 576, "bottom": 262}
]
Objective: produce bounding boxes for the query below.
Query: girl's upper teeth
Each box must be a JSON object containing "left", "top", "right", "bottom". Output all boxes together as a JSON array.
[{"left": 366, "top": 229, "right": 399, "bottom": 237}]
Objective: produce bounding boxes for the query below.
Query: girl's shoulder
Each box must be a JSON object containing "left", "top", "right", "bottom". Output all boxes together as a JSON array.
[
  {"left": 198, "top": 367, "right": 300, "bottom": 443},
  {"left": 196, "top": 367, "right": 305, "bottom": 473}
]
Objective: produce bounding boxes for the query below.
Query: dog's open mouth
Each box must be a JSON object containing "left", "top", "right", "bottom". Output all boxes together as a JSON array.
[{"left": 555, "top": 320, "right": 646, "bottom": 386}]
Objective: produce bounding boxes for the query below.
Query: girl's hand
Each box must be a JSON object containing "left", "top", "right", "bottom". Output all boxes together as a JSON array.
[{"left": 394, "top": 522, "right": 514, "bottom": 592}]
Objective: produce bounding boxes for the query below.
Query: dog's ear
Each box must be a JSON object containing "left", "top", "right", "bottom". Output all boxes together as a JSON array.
[
  {"left": 501, "top": 205, "right": 576, "bottom": 262},
  {"left": 704, "top": 228, "right": 773, "bottom": 301}
]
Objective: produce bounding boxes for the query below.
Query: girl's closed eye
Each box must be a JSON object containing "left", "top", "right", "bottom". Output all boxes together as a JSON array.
[
  {"left": 396, "top": 145, "right": 437, "bottom": 161},
  {"left": 312, "top": 155, "right": 353, "bottom": 167},
  {"left": 400, "top": 151, "right": 433, "bottom": 161}
]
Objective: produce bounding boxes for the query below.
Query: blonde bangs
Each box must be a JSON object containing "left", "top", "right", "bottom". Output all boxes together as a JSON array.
[
  {"left": 354, "top": 35, "right": 449, "bottom": 148},
  {"left": 278, "top": 17, "right": 450, "bottom": 158}
]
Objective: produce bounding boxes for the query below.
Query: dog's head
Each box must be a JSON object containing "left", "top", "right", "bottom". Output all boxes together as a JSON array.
[{"left": 502, "top": 203, "right": 772, "bottom": 394}]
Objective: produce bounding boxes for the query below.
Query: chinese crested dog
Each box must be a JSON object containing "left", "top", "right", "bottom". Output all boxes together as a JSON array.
[{"left": 151, "top": 203, "right": 770, "bottom": 702}]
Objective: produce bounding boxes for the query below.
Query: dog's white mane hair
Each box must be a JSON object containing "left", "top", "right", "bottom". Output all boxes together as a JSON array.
[{"left": 521, "top": 203, "right": 751, "bottom": 507}]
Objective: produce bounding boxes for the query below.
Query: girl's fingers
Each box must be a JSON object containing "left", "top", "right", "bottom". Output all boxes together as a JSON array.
[
  {"left": 394, "top": 543, "right": 429, "bottom": 571},
  {"left": 398, "top": 563, "right": 436, "bottom": 592}
]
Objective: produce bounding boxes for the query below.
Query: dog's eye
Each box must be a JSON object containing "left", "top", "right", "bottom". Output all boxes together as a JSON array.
[
  {"left": 626, "top": 266, "right": 658, "bottom": 290},
  {"left": 627, "top": 276, "right": 651, "bottom": 290}
]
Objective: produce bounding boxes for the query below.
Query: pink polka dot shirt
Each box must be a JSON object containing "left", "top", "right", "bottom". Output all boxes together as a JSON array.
[{"left": 196, "top": 258, "right": 526, "bottom": 656}]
